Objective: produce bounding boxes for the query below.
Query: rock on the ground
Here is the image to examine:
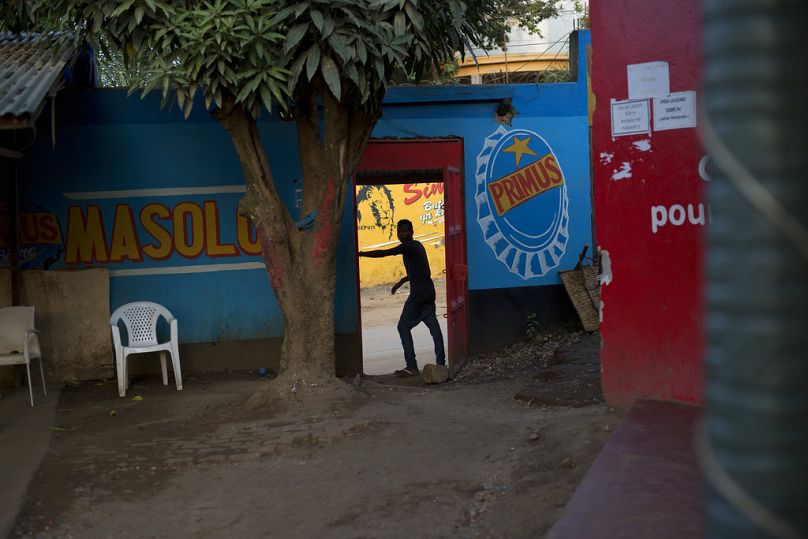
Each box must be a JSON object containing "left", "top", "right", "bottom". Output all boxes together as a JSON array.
[{"left": 422, "top": 364, "right": 449, "bottom": 384}]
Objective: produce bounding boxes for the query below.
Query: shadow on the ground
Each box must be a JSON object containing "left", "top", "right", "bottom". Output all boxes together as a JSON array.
[{"left": 514, "top": 332, "right": 603, "bottom": 407}]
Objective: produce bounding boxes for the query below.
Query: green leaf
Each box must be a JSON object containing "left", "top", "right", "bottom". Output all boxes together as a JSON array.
[
  {"left": 328, "top": 33, "right": 350, "bottom": 63},
  {"left": 320, "top": 55, "right": 341, "bottom": 99},
  {"left": 285, "top": 23, "right": 309, "bottom": 53},
  {"left": 404, "top": 3, "right": 424, "bottom": 31},
  {"left": 391, "top": 34, "right": 411, "bottom": 46},
  {"left": 111, "top": 0, "right": 136, "bottom": 18},
  {"left": 321, "top": 17, "right": 335, "bottom": 38},
  {"left": 260, "top": 85, "right": 273, "bottom": 112},
  {"left": 267, "top": 79, "right": 286, "bottom": 104},
  {"left": 374, "top": 57, "right": 385, "bottom": 80},
  {"left": 311, "top": 10, "right": 324, "bottom": 32},
  {"left": 266, "top": 5, "right": 297, "bottom": 27},
  {"left": 356, "top": 40, "right": 367, "bottom": 63},
  {"left": 288, "top": 53, "right": 307, "bottom": 82},
  {"left": 235, "top": 76, "right": 259, "bottom": 102},
  {"left": 394, "top": 11, "right": 406, "bottom": 36},
  {"left": 267, "top": 67, "right": 289, "bottom": 81},
  {"left": 306, "top": 45, "right": 321, "bottom": 81},
  {"left": 344, "top": 62, "right": 359, "bottom": 86}
]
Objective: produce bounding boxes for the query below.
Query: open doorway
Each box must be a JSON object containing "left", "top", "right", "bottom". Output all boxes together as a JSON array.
[
  {"left": 354, "top": 139, "right": 468, "bottom": 376},
  {"left": 354, "top": 172, "right": 448, "bottom": 375}
]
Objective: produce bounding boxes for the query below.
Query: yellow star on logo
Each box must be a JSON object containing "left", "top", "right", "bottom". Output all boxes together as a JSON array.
[{"left": 502, "top": 136, "right": 537, "bottom": 167}]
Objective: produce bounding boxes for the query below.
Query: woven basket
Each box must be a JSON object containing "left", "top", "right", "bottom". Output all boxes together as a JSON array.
[{"left": 559, "top": 263, "right": 600, "bottom": 332}]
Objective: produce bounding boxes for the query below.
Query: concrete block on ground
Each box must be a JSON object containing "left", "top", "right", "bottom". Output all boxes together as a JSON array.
[
  {"left": 21, "top": 269, "right": 113, "bottom": 382},
  {"left": 422, "top": 364, "right": 449, "bottom": 384}
]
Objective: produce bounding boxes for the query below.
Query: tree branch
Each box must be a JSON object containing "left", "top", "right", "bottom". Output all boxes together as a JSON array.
[
  {"left": 322, "top": 88, "right": 351, "bottom": 231},
  {"left": 347, "top": 105, "right": 381, "bottom": 174},
  {"left": 294, "top": 81, "right": 327, "bottom": 217},
  {"left": 211, "top": 96, "right": 293, "bottom": 245}
]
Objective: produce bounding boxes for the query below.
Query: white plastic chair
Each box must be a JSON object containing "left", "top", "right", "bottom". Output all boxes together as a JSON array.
[
  {"left": 110, "top": 302, "right": 182, "bottom": 398},
  {"left": 0, "top": 306, "right": 47, "bottom": 407}
]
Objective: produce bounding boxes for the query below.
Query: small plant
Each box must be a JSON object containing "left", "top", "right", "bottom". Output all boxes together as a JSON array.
[{"left": 526, "top": 313, "right": 540, "bottom": 340}]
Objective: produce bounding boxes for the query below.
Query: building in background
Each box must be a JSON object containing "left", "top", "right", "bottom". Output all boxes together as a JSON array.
[
  {"left": 2, "top": 31, "right": 592, "bottom": 380},
  {"left": 456, "top": 0, "right": 587, "bottom": 84}
]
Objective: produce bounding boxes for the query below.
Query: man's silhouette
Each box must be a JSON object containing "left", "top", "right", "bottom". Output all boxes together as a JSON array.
[{"left": 359, "top": 219, "right": 446, "bottom": 375}]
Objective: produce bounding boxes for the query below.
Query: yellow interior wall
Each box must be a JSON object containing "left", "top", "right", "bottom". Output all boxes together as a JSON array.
[{"left": 356, "top": 183, "right": 445, "bottom": 287}]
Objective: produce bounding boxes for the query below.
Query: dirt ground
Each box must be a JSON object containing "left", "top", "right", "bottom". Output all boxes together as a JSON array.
[
  {"left": 12, "top": 331, "right": 616, "bottom": 539},
  {"left": 359, "top": 278, "right": 447, "bottom": 327}
]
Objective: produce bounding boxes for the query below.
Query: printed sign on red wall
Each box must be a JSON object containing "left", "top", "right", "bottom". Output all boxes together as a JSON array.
[{"left": 592, "top": 0, "right": 705, "bottom": 408}]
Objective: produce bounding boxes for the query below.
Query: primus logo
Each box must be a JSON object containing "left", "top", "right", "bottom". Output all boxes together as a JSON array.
[
  {"left": 487, "top": 153, "right": 564, "bottom": 216},
  {"left": 475, "top": 127, "right": 569, "bottom": 280}
]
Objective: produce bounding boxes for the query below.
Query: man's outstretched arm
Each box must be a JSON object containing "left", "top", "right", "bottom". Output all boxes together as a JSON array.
[
  {"left": 358, "top": 246, "right": 401, "bottom": 258},
  {"left": 391, "top": 276, "right": 409, "bottom": 295}
]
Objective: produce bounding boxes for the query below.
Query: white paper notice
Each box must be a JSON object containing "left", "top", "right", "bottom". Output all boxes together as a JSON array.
[
  {"left": 610, "top": 99, "right": 651, "bottom": 137},
  {"left": 627, "top": 61, "right": 670, "bottom": 100},
  {"left": 653, "top": 91, "right": 697, "bottom": 131}
]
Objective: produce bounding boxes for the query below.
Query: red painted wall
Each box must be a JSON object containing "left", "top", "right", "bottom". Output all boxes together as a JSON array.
[{"left": 591, "top": 0, "right": 704, "bottom": 407}]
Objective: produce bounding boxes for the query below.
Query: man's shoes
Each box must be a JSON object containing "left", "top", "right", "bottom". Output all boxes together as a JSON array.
[{"left": 394, "top": 367, "right": 420, "bottom": 376}]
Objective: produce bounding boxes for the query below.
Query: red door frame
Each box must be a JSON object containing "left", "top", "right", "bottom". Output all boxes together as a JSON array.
[
  {"left": 443, "top": 165, "right": 469, "bottom": 372},
  {"left": 354, "top": 139, "right": 468, "bottom": 373}
]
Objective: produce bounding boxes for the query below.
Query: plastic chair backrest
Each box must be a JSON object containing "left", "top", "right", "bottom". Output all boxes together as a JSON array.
[
  {"left": 0, "top": 306, "right": 34, "bottom": 354},
  {"left": 110, "top": 302, "right": 173, "bottom": 347}
]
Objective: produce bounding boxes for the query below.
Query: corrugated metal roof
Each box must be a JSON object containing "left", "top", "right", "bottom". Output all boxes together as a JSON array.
[{"left": 0, "top": 32, "right": 74, "bottom": 126}]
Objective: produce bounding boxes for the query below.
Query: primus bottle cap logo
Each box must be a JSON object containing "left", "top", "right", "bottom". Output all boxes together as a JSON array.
[{"left": 475, "top": 127, "right": 569, "bottom": 279}]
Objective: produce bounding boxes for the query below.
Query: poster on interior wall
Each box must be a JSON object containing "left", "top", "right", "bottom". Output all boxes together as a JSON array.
[
  {"left": 474, "top": 126, "right": 569, "bottom": 280},
  {"left": 355, "top": 183, "right": 445, "bottom": 287},
  {"left": 0, "top": 199, "right": 65, "bottom": 270}
]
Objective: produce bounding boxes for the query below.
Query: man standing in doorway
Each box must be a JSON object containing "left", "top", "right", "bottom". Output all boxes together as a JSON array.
[{"left": 359, "top": 219, "right": 446, "bottom": 376}]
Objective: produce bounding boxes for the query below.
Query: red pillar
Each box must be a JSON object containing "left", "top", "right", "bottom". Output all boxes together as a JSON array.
[{"left": 591, "top": 0, "right": 704, "bottom": 407}]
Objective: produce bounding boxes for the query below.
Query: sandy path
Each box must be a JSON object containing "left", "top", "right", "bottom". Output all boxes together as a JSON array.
[
  {"left": 359, "top": 278, "right": 448, "bottom": 327},
  {"left": 12, "top": 374, "right": 618, "bottom": 539},
  {"left": 359, "top": 279, "right": 448, "bottom": 374}
]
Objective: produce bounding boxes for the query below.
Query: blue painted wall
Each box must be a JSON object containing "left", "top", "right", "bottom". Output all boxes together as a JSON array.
[{"left": 8, "top": 30, "right": 591, "bottom": 347}]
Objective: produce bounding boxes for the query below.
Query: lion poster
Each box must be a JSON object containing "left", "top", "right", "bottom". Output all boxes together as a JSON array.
[{"left": 355, "top": 183, "right": 446, "bottom": 287}]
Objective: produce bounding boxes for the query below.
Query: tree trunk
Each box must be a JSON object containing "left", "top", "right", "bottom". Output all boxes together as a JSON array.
[{"left": 211, "top": 90, "right": 378, "bottom": 403}]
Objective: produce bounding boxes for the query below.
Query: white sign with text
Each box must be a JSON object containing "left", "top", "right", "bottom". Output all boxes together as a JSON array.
[
  {"left": 627, "top": 61, "right": 670, "bottom": 100},
  {"left": 654, "top": 91, "right": 697, "bottom": 131},
  {"left": 610, "top": 99, "right": 651, "bottom": 137}
]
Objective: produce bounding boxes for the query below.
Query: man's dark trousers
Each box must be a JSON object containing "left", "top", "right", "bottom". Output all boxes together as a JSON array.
[{"left": 397, "top": 298, "right": 446, "bottom": 370}]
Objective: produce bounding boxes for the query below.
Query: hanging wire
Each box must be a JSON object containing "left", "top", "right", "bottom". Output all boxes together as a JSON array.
[
  {"left": 458, "top": 30, "right": 574, "bottom": 86},
  {"left": 504, "top": 30, "right": 573, "bottom": 78}
]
